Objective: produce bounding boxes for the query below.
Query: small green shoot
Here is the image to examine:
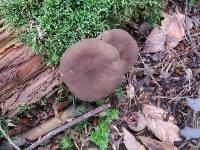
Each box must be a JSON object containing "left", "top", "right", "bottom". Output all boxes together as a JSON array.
[
  {"left": 73, "top": 119, "right": 89, "bottom": 132},
  {"left": 18, "top": 104, "right": 31, "bottom": 115},
  {"left": 189, "top": 0, "right": 200, "bottom": 9},
  {"left": 96, "top": 99, "right": 107, "bottom": 106},
  {"left": 90, "top": 108, "right": 119, "bottom": 150},
  {"left": 90, "top": 122, "right": 109, "bottom": 150},
  {"left": 115, "top": 85, "right": 123, "bottom": 97},
  {"left": 102, "top": 109, "right": 119, "bottom": 124},
  {"left": 0, "top": 117, "right": 8, "bottom": 138},
  {"left": 112, "top": 0, "right": 164, "bottom": 27},
  {"left": 58, "top": 136, "right": 73, "bottom": 150}
]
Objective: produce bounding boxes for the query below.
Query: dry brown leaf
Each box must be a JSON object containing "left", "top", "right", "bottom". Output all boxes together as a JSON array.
[
  {"left": 139, "top": 136, "right": 178, "bottom": 150},
  {"left": 128, "top": 105, "right": 180, "bottom": 143},
  {"left": 128, "top": 113, "right": 146, "bottom": 132},
  {"left": 161, "top": 12, "right": 185, "bottom": 49},
  {"left": 122, "top": 127, "right": 145, "bottom": 150},
  {"left": 143, "top": 104, "right": 168, "bottom": 120},
  {"left": 143, "top": 27, "right": 167, "bottom": 53},
  {"left": 143, "top": 12, "right": 192, "bottom": 53},
  {"left": 145, "top": 118, "right": 180, "bottom": 143},
  {"left": 143, "top": 105, "right": 180, "bottom": 143}
]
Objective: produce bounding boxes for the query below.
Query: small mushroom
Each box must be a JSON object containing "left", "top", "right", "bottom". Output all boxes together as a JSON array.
[
  {"left": 97, "top": 29, "right": 139, "bottom": 72},
  {"left": 59, "top": 39, "right": 125, "bottom": 101}
]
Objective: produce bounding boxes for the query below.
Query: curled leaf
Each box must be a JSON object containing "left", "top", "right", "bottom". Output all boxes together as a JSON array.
[
  {"left": 123, "top": 127, "right": 145, "bottom": 150},
  {"left": 128, "top": 113, "right": 146, "bottom": 132},
  {"left": 143, "top": 12, "right": 193, "bottom": 53},
  {"left": 143, "top": 27, "right": 167, "bottom": 53},
  {"left": 161, "top": 12, "right": 185, "bottom": 49},
  {"left": 139, "top": 136, "right": 178, "bottom": 150},
  {"left": 143, "top": 105, "right": 180, "bottom": 143},
  {"left": 145, "top": 118, "right": 180, "bottom": 143},
  {"left": 128, "top": 105, "right": 180, "bottom": 143}
]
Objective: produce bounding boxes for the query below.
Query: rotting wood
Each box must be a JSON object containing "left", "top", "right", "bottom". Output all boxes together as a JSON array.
[{"left": 0, "top": 22, "right": 61, "bottom": 114}]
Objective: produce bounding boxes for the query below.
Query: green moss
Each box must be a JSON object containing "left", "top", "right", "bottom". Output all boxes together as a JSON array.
[
  {"left": 73, "top": 119, "right": 89, "bottom": 132},
  {"left": 0, "top": 0, "right": 163, "bottom": 65},
  {"left": 58, "top": 136, "right": 74, "bottom": 150},
  {"left": 96, "top": 99, "right": 107, "bottom": 106},
  {"left": 90, "top": 122, "right": 109, "bottom": 150},
  {"left": 89, "top": 108, "right": 118, "bottom": 150},
  {"left": 18, "top": 104, "right": 31, "bottom": 115},
  {"left": 0, "top": 117, "right": 8, "bottom": 138},
  {"left": 0, "top": 0, "right": 115, "bottom": 64},
  {"left": 113, "top": 0, "right": 164, "bottom": 27},
  {"left": 190, "top": 0, "right": 200, "bottom": 8},
  {"left": 115, "top": 85, "right": 123, "bottom": 97}
]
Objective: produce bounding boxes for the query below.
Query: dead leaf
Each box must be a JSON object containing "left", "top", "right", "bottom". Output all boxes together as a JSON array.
[
  {"left": 142, "top": 104, "right": 168, "bottom": 120},
  {"left": 50, "top": 143, "right": 59, "bottom": 150},
  {"left": 143, "top": 105, "right": 180, "bottom": 143},
  {"left": 161, "top": 12, "right": 185, "bottom": 49},
  {"left": 145, "top": 118, "right": 180, "bottom": 143},
  {"left": 139, "top": 136, "right": 178, "bottom": 150},
  {"left": 128, "top": 105, "right": 180, "bottom": 143},
  {"left": 128, "top": 113, "right": 147, "bottom": 132},
  {"left": 123, "top": 127, "right": 145, "bottom": 150},
  {"left": 143, "top": 12, "right": 193, "bottom": 53},
  {"left": 143, "top": 27, "right": 167, "bottom": 53}
]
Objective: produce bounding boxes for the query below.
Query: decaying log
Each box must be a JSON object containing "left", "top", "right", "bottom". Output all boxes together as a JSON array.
[{"left": 0, "top": 21, "right": 61, "bottom": 114}]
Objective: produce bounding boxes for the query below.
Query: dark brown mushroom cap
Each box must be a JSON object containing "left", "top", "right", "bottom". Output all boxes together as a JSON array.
[
  {"left": 59, "top": 38, "right": 125, "bottom": 101},
  {"left": 97, "top": 29, "right": 139, "bottom": 72}
]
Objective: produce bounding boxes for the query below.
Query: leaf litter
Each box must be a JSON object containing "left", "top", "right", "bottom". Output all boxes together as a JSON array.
[
  {"left": 2, "top": 2, "right": 200, "bottom": 150},
  {"left": 122, "top": 127, "right": 145, "bottom": 150},
  {"left": 127, "top": 104, "right": 180, "bottom": 143},
  {"left": 143, "top": 11, "right": 193, "bottom": 53},
  {"left": 118, "top": 5, "right": 200, "bottom": 149},
  {"left": 139, "top": 136, "right": 178, "bottom": 150}
]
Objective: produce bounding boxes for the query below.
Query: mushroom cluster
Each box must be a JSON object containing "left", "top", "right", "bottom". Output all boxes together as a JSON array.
[{"left": 59, "top": 29, "right": 138, "bottom": 102}]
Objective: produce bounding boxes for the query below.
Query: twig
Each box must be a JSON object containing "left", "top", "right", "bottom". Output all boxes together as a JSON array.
[
  {"left": 0, "top": 123, "right": 21, "bottom": 150},
  {"left": 184, "top": 0, "right": 198, "bottom": 52},
  {"left": 24, "top": 104, "right": 111, "bottom": 150},
  {"left": 135, "top": 75, "right": 150, "bottom": 94},
  {"left": 138, "top": 53, "right": 161, "bottom": 88}
]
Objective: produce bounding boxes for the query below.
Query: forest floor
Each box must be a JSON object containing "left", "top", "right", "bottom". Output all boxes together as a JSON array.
[{"left": 0, "top": 1, "right": 200, "bottom": 150}]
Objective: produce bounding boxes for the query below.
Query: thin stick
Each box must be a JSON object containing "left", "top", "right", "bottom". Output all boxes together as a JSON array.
[
  {"left": 138, "top": 53, "right": 161, "bottom": 88},
  {"left": 184, "top": 0, "right": 198, "bottom": 52},
  {"left": 24, "top": 104, "right": 111, "bottom": 150},
  {"left": 0, "top": 123, "right": 21, "bottom": 150}
]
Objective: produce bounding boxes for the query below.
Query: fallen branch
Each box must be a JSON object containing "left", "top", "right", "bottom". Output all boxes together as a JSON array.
[
  {"left": 24, "top": 103, "right": 111, "bottom": 150},
  {"left": 0, "top": 123, "right": 21, "bottom": 150},
  {"left": 22, "top": 105, "right": 82, "bottom": 141}
]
